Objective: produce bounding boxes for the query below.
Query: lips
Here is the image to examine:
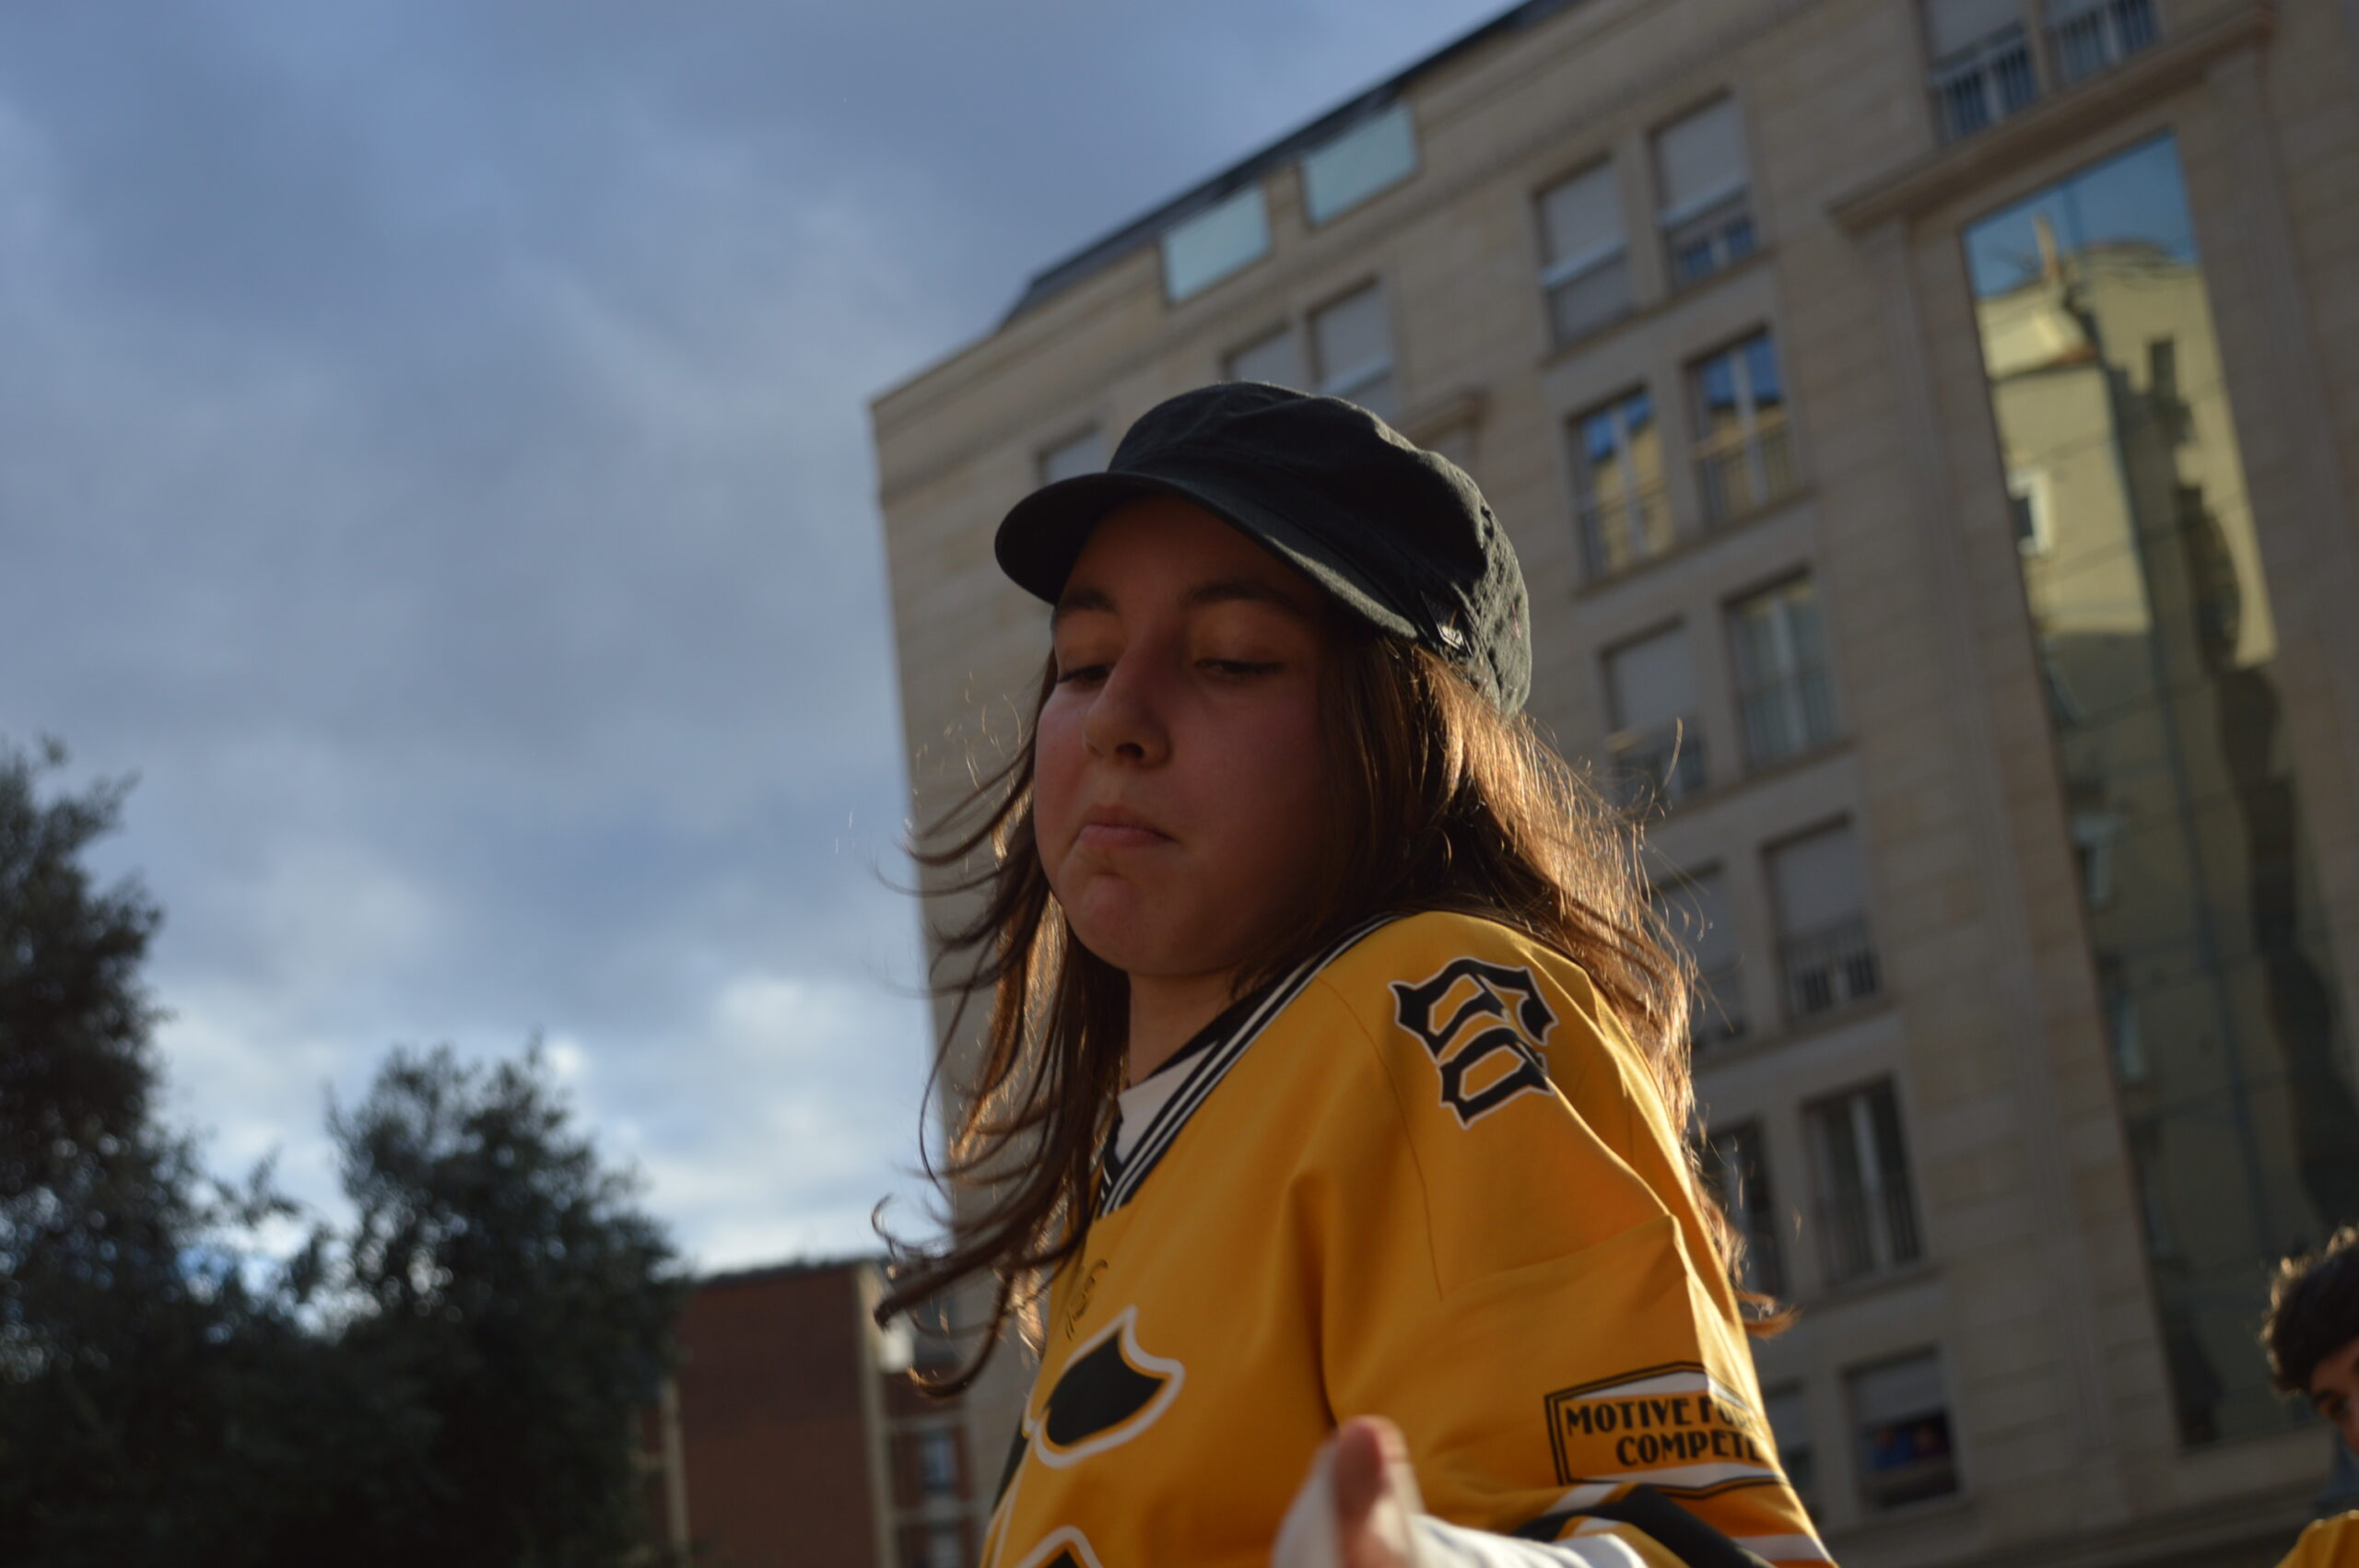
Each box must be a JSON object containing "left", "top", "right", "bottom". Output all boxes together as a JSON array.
[{"left": 1076, "top": 803, "right": 1170, "bottom": 850}]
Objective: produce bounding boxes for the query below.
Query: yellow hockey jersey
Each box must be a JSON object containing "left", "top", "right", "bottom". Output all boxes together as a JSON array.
[{"left": 979, "top": 911, "right": 1830, "bottom": 1568}]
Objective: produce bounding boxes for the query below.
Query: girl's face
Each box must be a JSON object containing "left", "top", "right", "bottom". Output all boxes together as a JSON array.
[{"left": 1036, "top": 495, "right": 1336, "bottom": 986}]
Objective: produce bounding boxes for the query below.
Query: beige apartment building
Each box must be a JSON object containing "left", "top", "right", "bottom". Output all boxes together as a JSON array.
[{"left": 867, "top": 0, "right": 2359, "bottom": 1561}]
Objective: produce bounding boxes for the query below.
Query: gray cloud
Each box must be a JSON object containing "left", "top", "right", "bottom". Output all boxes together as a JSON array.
[{"left": 1, "top": 0, "right": 1508, "bottom": 1270}]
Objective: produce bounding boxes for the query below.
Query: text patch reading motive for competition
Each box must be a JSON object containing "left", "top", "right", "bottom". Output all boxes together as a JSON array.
[
  {"left": 1390, "top": 956, "right": 1558, "bottom": 1126},
  {"left": 1543, "top": 1363, "right": 1785, "bottom": 1494}
]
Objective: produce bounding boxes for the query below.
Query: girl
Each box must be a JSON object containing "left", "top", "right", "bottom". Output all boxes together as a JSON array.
[{"left": 882, "top": 383, "right": 1827, "bottom": 1568}]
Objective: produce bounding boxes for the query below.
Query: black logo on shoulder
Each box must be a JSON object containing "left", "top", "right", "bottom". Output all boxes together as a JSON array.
[
  {"left": 1391, "top": 956, "right": 1555, "bottom": 1126},
  {"left": 1032, "top": 1305, "right": 1183, "bottom": 1468}
]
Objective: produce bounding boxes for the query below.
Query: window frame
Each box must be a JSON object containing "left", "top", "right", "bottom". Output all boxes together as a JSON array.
[
  {"left": 1724, "top": 570, "right": 1838, "bottom": 768},
  {"left": 1844, "top": 1347, "right": 1962, "bottom": 1511},
  {"left": 1300, "top": 101, "right": 1420, "bottom": 226},
  {"left": 1308, "top": 280, "right": 1398, "bottom": 420},
  {"left": 1687, "top": 329, "right": 1798, "bottom": 526},
  {"left": 1160, "top": 182, "right": 1273, "bottom": 304},
  {"left": 1567, "top": 385, "right": 1671, "bottom": 580},
  {"left": 1764, "top": 815, "right": 1881, "bottom": 1024},
  {"left": 1803, "top": 1078, "right": 1922, "bottom": 1286},
  {"left": 1534, "top": 158, "right": 1634, "bottom": 347},
  {"left": 1651, "top": 95, "right": 1757, "bottom": 288}
]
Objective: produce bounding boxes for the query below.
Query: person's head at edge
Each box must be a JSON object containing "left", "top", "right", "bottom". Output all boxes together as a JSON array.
[
  {"left": 2266, "top": 1223, "right": 2359, "bottom": 1457},
  {"left": 876, "top": 382, "right": 1776, "bottom": 1383}
]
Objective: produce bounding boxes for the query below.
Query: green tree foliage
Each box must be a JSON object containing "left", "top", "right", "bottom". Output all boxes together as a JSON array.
[
  {"left": 324, "top": 1045, "right": 688, "bottom": 1568},
  {"left": 0, "top": 742, "right": 687, "bottom": 1567}
]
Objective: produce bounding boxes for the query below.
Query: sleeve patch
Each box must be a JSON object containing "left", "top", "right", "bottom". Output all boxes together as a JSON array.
[
  {"left": 1390, "top": 956, "right": 1556, "bottom": 1126},
  {"left": 1543, "top": 1363, "right": 1784, "bottom": 1496}
]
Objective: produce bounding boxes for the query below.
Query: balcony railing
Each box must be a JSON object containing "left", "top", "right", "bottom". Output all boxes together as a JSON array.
[
  {"left": 1779, "top": 915, "right": 1880, "bottom": 1022},
  {"left": 1736, "top": 663, "right": 1837, "bottom": 766},
  {"left": 1606, "top": 719, "right": 1707, "bottom": 812},
  {"left": 2048, "top": 0, "right": 2158, "bottom": 86},
  {"left": 1577, "top": 483, "right": 1672, "bottom": 579},
  {"left": 1931, "top": 25, "right": 2039, "bottom": 143},
  {"left": 1814, "top": 1170, "right": 1922, "bottom": 1287},
  {"left": 1696, "top": 412, "right": 1797, "bottom": 525},
  {"left": 1664, "top": 188, "right": 1757, "bottom": 288}
]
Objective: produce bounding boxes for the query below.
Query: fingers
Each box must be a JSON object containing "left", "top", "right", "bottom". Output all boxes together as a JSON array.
[
  {"left": 1332, "top": 1417, "right": 1426, "bottom": 1568},
  {"left": 1332, "top": 1418, "right": 1391, "bottom": 1525}
]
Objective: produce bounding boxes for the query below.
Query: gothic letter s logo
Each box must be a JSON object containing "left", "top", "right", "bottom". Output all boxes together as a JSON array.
[{"left": 1391, "top": 956, "right": 1556, "bottom": 1126}]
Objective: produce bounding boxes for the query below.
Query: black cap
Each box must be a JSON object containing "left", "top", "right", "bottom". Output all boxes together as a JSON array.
[{"left": 994, "top": 382, "right": 1530, "bottom": 714}]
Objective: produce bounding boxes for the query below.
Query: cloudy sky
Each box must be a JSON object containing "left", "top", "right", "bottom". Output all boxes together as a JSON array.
[{"left": 0, "top": 0, "right": 1508, "bottom": 1272}]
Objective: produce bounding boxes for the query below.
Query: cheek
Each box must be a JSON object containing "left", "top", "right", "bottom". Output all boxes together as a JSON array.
[
  {"left": 1204, "top": 700, "right": 1331, "bottom": 858},
  {"left": 1032, "top": 702, "right": 1088, "bottom": 851}
]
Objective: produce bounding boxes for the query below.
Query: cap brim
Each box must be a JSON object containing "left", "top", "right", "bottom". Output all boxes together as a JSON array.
[{"left": 993, "top": 471, "right": 1423, "bottom": 644}]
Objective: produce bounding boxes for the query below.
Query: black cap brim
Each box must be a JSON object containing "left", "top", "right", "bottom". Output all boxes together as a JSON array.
[{"left": 993, "top": 471, "right": 1423, "bottom": 644}]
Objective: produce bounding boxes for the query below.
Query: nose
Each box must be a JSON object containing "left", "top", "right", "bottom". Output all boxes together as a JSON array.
[{"left": 1081, "top": 650, "right": 1169, "bottom": 766}]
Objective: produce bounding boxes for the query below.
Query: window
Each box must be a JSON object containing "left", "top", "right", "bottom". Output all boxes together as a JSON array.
[
  {"left": 1161, "top": 183, "right": 1270, "bottom": 302},
  {"left": 1762, "top": 1384, "right": 1817, "bottom": 1516},
  {"left": 1536, "top": 162, "right": 1631, "bottom": 345},
  {"left": 1925, "top": 0, "right": 2038, "bottom": 142},
  {"left": 1225, "top": 326, "right": 1304, "bottom": 390},
  {"left": 1966, "top": 134, "right": 2349, "bottom": 1447},
  {"left": 919, "top": 1427, "right": 958, "bottom": 1495},
  {"left": 2006, "top": 467, "right": 2053, "bottom": 554},
  {"left": 1568, "top": 389, "right": 1669, "bottom": 578},
  {"left": 1704, "top": 1122, "right": 1784, "bottom": 1296},
  {"left": 1848, "top": 1351, "right": 1959, "bottom": 1509},
  {"left": 1767, "top": 821, "right": 1879, "bottom": 1022},
  {"left": 2046, "top": 0, "right": 2158, "bottom": 86},
  {"left": 1657, "top": 867, "right": 1744, "bottom": 1047},
  {"left": 923, "top": 1523, "right": 967, "bottom": 1568},
  {"left": 1037, "top": 426, "right": 1104, "bottom": 486},
  {"left": 1690, "top": 332, "right": 1797, "bottom": 523},
  {"left": 1653, "top": 98, "right": 1755, "bottom": 287},
  {"left": 1310, "top": 284, "right": 1395, "bottom": 422},
  {"left": 1604, "top": 625, "right": 1706, "bottom": 809},
  {"left": 1806, "top": 1081, "right": 1920, "bottom": 1285},
  {"left": 1728, "top": 575, "right": 1837, "bottom": 766},
  {"left": 1302, "top": 102, "right": 1418, "bottom": 224}
]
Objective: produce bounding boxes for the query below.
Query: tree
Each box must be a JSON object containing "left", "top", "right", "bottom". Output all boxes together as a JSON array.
[
  {"left": 0, "top": 742, "right": 687, "bottom": 1567},
  {"left": 320, "top": 1045, "right": 687, "bottom": 1568},
  {"left": 0, "top": 739, "right": 314, "bottom": 1565}
]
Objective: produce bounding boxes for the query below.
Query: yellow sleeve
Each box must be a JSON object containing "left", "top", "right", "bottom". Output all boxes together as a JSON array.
[
  {"left": 2276, "top": 1512, "right": 2359, "bottom": 1568},
  {"left": 1299, "top": 915, "right": 1828, "bottom": 1567}
]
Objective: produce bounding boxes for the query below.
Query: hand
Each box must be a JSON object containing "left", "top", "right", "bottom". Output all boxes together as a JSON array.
[{"left": 1273, "top": 1416, "right": 1427, "bottom": 1568}]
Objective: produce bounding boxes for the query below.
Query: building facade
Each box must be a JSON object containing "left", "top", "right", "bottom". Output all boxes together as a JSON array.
[
  {"left": 868, "top": 0, "right": 2359, "bottom": 1561},
  {"left": 641, "top": 1258, "right": 985, "bottom": 1568}
]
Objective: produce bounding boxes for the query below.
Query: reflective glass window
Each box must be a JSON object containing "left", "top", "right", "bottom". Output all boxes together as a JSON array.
[
  {"left": 1569, "top": 388, "right": 1669, "bottom": 579},
  {"left": 1847, "top": 1351, "right": 1959, "bottom": 1509},
  {"left": 1964, "top": 134, "right": 2357, "bottom": 1445}
]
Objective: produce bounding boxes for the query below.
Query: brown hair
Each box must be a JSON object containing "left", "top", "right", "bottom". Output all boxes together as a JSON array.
[
  {"left": 2263, "top": 1223, "right": 2359, "bottom": 1394},
  {"left": 878, "top": 626, "right": 1783, "bottom": 1391}
]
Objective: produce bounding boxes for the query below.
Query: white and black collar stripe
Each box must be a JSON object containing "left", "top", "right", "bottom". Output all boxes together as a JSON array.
[{"left": 1097, "top": 915, "right": 1397, "bottom": 1215}]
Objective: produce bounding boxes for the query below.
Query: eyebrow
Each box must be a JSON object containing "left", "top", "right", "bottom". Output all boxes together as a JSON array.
[{"left": 1051, "top": 575, "right": 1312, "bottom": 625}]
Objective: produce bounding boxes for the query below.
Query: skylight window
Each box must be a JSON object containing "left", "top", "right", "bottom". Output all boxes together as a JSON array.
[
  {"left": 1301, "top": 103, "right": 1419, "bottom": 226},
  {"left": 1161, "top": 184, "right": 1271, "bottom": 303}
]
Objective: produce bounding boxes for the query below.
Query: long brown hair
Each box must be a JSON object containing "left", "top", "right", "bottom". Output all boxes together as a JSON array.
[{"left": 879, "top": 626, "right": 1782, "bottom": 1391}]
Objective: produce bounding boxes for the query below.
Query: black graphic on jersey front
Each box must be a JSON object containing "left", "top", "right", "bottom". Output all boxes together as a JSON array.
[
  {"left": 1042, "top": 1334, "right": 1167, "bottom": 1449},
  {"left": 1032, "top": 1307, "right": 1182, "bottom": 1464},
  {"left": 1391, "top": 956, "right": 1556, "bottom": 1125}
]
